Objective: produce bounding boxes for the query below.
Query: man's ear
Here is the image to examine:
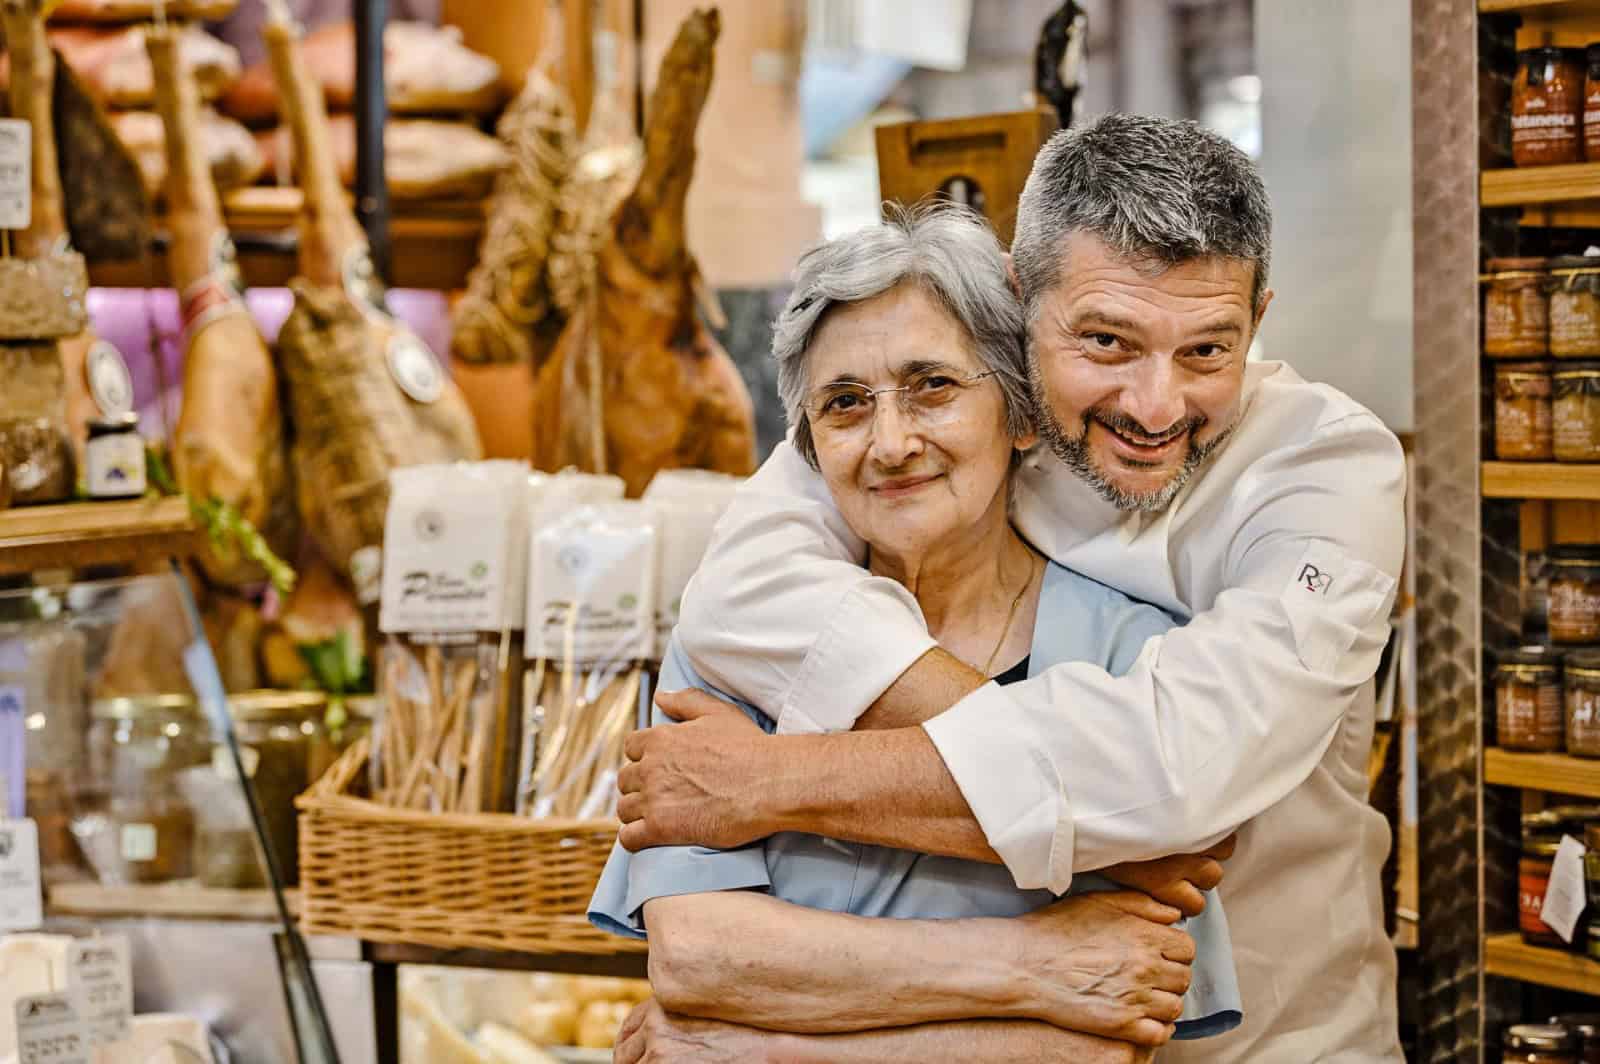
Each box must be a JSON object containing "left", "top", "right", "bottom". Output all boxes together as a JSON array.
[
  {"left": 1004, "top": 253, "right": 1023, "bottom": 299},
  {"left": 1253, "top": 288, "right": 1275, "bottom": 332}
]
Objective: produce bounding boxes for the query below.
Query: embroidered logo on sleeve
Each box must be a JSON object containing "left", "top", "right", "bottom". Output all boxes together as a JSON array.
[{"left": 1296, "top": 563, "right": 1334, "bottom": 595}]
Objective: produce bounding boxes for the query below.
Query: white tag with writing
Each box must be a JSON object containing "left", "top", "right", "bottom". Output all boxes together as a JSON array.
[
  {"left": 120, "top": 823, "right": 157, "bottom": 864},
  {"left": 15, "top": 992, "right": 91, "bottom": 1064},
  {"left": 69, "top": 936, "right": 132, "bottom": 1046},
  {"left": 0, "top": 817, "right": 43, "bottom": 931},
  {"left": 0, "top": 119, "right": 31, "bottom": 231},
  {"left": 1542, "top": 833, "right": 1589, "bottom": 943}
]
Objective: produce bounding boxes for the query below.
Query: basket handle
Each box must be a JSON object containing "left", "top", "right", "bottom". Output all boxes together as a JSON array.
[{"left": 302, "top": 734, "right": 371, "bottom": 805}]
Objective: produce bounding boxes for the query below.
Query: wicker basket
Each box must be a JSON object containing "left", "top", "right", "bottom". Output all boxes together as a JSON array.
[{"left": 297, "top": 736, "right": 645, "bottom": 955}]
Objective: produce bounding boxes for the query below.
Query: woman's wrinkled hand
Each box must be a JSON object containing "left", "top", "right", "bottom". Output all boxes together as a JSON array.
[
  {"left": 612, "top": 998, "right": 779, "bottom": 1064},
  {"left": 617, "top": 689, "right": 772, "bottom": 851},
  {"left": 1100, "top": 834, "right": 1237, "bottom": 917}
]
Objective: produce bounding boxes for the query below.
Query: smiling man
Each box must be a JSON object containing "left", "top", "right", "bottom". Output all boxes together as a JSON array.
[{"left": 619, "top": 113, "right": 1406, "bottom": 1062}]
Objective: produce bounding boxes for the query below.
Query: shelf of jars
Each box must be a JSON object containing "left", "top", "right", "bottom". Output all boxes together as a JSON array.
[
  {"left": 1484, "top": 163, "right": 1600, "bottom": 208},
  {"left": 0, "top": 497, "right": 198, "bottom": 575},
  {"left": 1486, "top": 932, "right": 1600, "bottom": 995},
  {"left": 1487, "top": 749, "right": 1600, "bottom": 796},
  {"left": 1484, "top": 463, "right": 1600, "bottom": 499}
]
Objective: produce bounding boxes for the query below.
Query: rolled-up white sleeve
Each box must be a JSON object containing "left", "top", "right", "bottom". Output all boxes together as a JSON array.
[
  {"left": 677, "top": 441, "right": 936, "bottom": 734},
  {"left": 925, "top": 415, "right": 1405, "bottom": 893}
]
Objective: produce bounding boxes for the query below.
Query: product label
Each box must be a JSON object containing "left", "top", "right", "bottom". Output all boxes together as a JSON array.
[
  {"left": 119, "top": 823, "right": 157, "bottom": 863},
  {"left": 0, "top": 119, "right": 32, "bottom": 230},
  {"left": 1572, "top": 687, "right": 1600, "bottom": 753},
  {"left": 1554, "top": 398, "right": 1600, "bottom": 460},
  {"left": 84, "top": 342, "right": 134, "bottom": 418},
  {"left": 1552, "top": 577, "right": 1600, "bottom": 639},
  {"left": 1496, "top": 396, "right": 1553, "bottom": 459},
  {"left": 68, "top": 937, "right": 132, "bottom": 1046},
  {"left": 14, "top": 993, "right": 90, "bottom": 1064},
  {"left": 1552, "top": 291, "right": 1600, "bottom": 353},
  {"left": 86, "top": 432, "right": 146, "bottom": 498},
  {"left": 1485, "top": 289, "right": 1548, "bottom": 350},
  {"left": 386, "top": 330, "right": 445, "bottom": 405},
  {"left": 0, "top": 817, "right": 42, "bottom": 931},
  {"left": 212, "top": 744, "right": 261, "bottom": 781},
  {"left": 1542, "top": 834, "right": 1589, "bottom": 942},
  {"left": 528, "top": 504, "right": 657, "bottom": 664},
  {"left": 1499, "top": 682, "right": 1564, "bottom": 747}
]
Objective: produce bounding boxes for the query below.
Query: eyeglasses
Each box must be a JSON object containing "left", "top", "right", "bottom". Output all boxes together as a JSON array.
[{"left": 805, "top": 369, "right": 998, "bottom": 435}]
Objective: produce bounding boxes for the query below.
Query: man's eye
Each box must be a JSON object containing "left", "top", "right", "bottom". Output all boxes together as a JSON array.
[
  {"left": 1188, "top": 344, "right": 1229, "bottom": 360},
  {"left": 1086, "top": 333, "right": 1121, "bottom": 350}
]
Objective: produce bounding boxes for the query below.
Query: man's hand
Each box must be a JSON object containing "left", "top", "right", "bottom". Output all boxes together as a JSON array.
[
  {"left": 613, "top": 998, "right": 778, "bottom": 1064},
  {"left": 1014, "top": 891, "right": 1196, "bottom": 1046},
  {"left": 1100, "top": 835, "right": 1237, "bottom": 917},
  {"left": 617, "top": 689, "right": 771, "bottom": 852}
]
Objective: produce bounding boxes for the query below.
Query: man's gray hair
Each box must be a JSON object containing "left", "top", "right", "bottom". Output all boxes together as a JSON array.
[
  {"left": 774, "top": 204, "right": 1032, "bottom": 469},
  {"left": 1012, "top": 114, "right": 1272, "bottom": 321}
]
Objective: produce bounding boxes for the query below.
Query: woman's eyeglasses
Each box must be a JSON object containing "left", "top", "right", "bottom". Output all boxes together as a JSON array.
[{"left": 805, "top": 369, "right": 998, "bottom": 435}]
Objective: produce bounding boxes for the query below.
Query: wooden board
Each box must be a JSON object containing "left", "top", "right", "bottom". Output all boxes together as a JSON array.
[
  {"left": 1521, "top": 203, "right": 1600, "bottom": 227},
  {"left": 48, "top": 881, "right": 299, "bottom": 921},
  {"left": 1483, "top": 461, "right": 1600, "bottom": 499},
  {"left": 1485, "top": 748, "right": 1600, "bottom": 797},
  {"left": 1485, "top": 932, "right": 1600, "bottom": 993},
  {"left": 0, "top": 497, "right": 197, "bottom": 575},
  {"left": 1483, "top": 164, "right": 1600, "bottom": 209},
  {"left": 1481, "top": 0, "right": 1594, "bottom": 13}
]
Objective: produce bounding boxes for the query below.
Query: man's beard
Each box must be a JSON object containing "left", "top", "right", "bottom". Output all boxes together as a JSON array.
[{"left": 1027, "top": 372, "right": 1235, "bottom": 514}]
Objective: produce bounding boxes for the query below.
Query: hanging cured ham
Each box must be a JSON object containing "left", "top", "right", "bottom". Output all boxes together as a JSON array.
[{"left": 530, "top": 7, "right": 755, "bottom": 497}]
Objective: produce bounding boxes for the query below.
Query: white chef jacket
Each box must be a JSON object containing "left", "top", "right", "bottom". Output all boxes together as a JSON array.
[{"left": 675, "top": 360, "right": 1406, "bottom": 1062}]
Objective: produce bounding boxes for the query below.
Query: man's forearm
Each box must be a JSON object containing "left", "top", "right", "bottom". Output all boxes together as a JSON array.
[
  {"left": 643, "top": 892, "right": 1028, "bottom": 1033},
  {"left": 853, "top": 647, "right": 983, "bottom": 731},
  {"left": 766, "top": 1021, "right": 1154, "bottom": 1064}
]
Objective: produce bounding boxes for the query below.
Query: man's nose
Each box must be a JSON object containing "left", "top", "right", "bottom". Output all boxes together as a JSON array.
[
  {"left": 869, "top": 398, "right": 924, "bottom": 465},
  {"left": 1118, "top": 358, "right": 1188, "bottom": 436}
]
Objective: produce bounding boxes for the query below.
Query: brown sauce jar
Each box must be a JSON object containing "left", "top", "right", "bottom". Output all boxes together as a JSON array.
[
  {"left": 1552, "top": 548, "right": 1600, "bottom": 643},
  {"left": 1555, "top": 363, "right": 1600, "bottom": 461},
  {"left": 1552, "top": 257, "right": 1600, "bottom": 357},
  {"left": 1498, "top": 361, "right": 1555, "bottom": 460},
  {"left": 1486, "top": 258, "right": 1551, "bottom": 358},
  {"left": 1569, "top": 651, "right": 1600, "bottom": 757},
  {"left": 1515, "top": 47, "right": 1587, "bottom": 167},
  {"left": 1499, "top": 645, "right": 1567, "bottom": 749},
  {"left": 1551, "top": 1014, "right": 1600, "bottom": 1064},
  {"left": 1507, "top": 1023, "right": 1581, "bottom": 1064},
  {"left": 1587, "top": 44, "right": 1600, "bottom": 160}
]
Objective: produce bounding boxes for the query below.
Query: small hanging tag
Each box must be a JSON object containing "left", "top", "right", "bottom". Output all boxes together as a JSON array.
[
  {"left": 15, "top": 992, "right": 91, "bottom": 1064},
  {"left": 69, "top": 936, "right": 132, "bottom": 1046},
  {"left": 0, "top": 119, "right": 32, "bottom": 232},
  {"left": 85, "top": 341, "right": 135, "bottom": 417},
  {"left": 386, "top": 330, "right": 445, "bottom": 405},
  {"left": 0, "top": 818, "right": 44, "bottom": 932},
  {"left": 1542, "top": 833, "right": 1589, "bottom": 943}
]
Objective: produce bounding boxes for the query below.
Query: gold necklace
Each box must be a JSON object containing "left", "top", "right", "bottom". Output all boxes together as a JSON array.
[{"left": 980, "top": 550, "right": 1041, "bottom": 678}]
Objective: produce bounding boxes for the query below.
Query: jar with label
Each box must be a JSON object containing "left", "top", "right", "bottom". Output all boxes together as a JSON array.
[
  {"left": 1499, "top": 645, "right": 1567, "bottom": 750},
  {"left": 1552, "top": 257, "right": 1600, "bottom": 357},
  {"left": 85, "top": 413, "right": 146, "bottom": 500},
  {"left": 1487, "top": 259, "right": 1552, "bottom": 358},
  {"left": 1555, "top": 363, "right": 1600, "bottom": 461},
  {"left": 1498, "top": 361, "right": 1556, "bottom": 460},
  {"left": 1508, "top": 1023, "right": 1581, "bottom": 1064},
  {"left": 1552, "top": 1014, "right": 1600, "bottom": 1064},
  {"left": 1523, "top": 834, "right": 1568, "bottom": 947},
  {"left": 1516, "top": 46, "right": 1587, "bottom": 167},
  {"left": 1570, "top": 651, "right": 1600, "bottom": 756},
  {"left": 1552, "top": 548, "right": 1600, "bottom": 642},
  {"left": 74, "top": 695, "right": 211, "bottom": 884}
]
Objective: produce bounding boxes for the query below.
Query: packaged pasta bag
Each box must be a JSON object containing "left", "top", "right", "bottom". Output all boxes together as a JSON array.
[
  {"left": 519, "top": 500, "right": 657, "bottom": 818},
  {"left": 640, "top": 469, "right": 742, "bottom": 654},
  {"left": 375, "top": 461, "right": 530, "bottom": 813}
]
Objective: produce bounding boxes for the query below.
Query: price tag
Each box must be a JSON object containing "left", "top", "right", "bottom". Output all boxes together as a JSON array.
[
  {"left": 15, "top": 992, "right": 90, "bottom": 1064},
  {"left": 0, "top": 119, "right": 31, "bottom": 231},
  {"left": 1542, "top": 833, "right": 1590, "bottom": 943},
  {"left": 0, "top": 818, "right": 43, "bottom": 931},
  {"left": 119, "top": 823, "right": 157, "bottom": 864},
  {"left": 69, "top": 936, "right": 132, "bottom": 1046}
]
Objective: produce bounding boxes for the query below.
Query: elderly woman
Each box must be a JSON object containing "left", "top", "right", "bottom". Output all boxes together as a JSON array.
[{"left": 589, "top": 206, "right": 1241, "bottom": 1063}]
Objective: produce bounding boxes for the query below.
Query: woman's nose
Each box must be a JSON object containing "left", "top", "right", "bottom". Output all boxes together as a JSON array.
[
  {"left": 1118, "top": 358, "right": 1188, "bottom": 436},
  {"left": 868, "top": 399, "right": 924, "bottom": 464}
]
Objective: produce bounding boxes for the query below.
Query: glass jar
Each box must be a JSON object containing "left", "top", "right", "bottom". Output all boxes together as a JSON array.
[
  {"left": 1509, "top": 1023, "right": 1581, "bottom": 1064},
  {"left": 1523, "top": 836, "right": 1568, "bottom": 947},
  {"left": 1555, "top": 363, "right": 1600, "bottom": 461},
  {"left": 1498, "top": 361, "right": 1556, "bottom": 460},
  {"left": 1487, "top": 258, "right": 1552, "bottom": 357},
  {"left": 1499, "top": 646, "right": 1567, "bottom": 750},
  {"left": 1571, "top": 651, "right": 1600, "bottom": 757},
  {"left": 85, "top": 413, "right": 145, "bottom": 500},
  {"left": 1552, "top": 258, "right": 1600, "bottom": 357},
  {"left": 76, "top": 694, "right": 211, "bottom": 884},
  {"left": 1515, "top": 46, "right": 1587, "bottom": 167},
  {"left": 1553, "top": 1014, "right": 1600, "bottom": 1064},
  {"left": 1552, "top": 547, "right": 1600, "bottom": 642},
  {"left": 195, "top": 688, "right": 326, "bottom": 889}
]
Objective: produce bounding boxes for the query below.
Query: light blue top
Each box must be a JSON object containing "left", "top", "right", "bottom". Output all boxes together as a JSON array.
[{"left": 589, "top": 561, "right": 1242, "bottom": 1039}]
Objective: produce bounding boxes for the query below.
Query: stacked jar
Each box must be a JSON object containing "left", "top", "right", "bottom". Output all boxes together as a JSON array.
[
  {"left": 1488, "top": 258, "right": 1555, "bottom": 460},
  {"left": 1514, "top": 46, "right": 1585, "bottom": 167},
  {"left": 1521, "top": 807, "right": 1600, "bottom": 951}
]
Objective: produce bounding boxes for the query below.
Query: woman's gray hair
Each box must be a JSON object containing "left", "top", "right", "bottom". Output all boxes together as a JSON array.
[
  {"left": 1013, "top": 113, "right": 1272, "bottom": 323},
  {"left": 774, "top": 203, "right": 1031, "bottom": 469}
]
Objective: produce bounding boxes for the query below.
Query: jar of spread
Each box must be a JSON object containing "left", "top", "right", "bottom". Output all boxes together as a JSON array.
[
  {"left": 1552, "top": 257, "right": 1600, "bottom": 357},
  {"left": 1516, "top": 47, "right": 1587, "bottom": 167},
  {"left": 1508, "top": 1023, "right": 1581, "bottom": 1064},
  {"left": 1499, "top": 645, "right": 1567, "bottom": 749},
  {"left": 1571, "top": 651, "right": 1600, "bottom": 756},
  {"left": 85, "top": 413, "right": 145, "bottom": 500},
  {"left": 1552, "top": 1014, "right": 1600, "bottom": 1064},
  {"left": 75, "top": 695, "right": 211, "bottom": 884},
  {"left": 1552, "top": 548, "right": 1600, "bottom": 642},
  {"left": 1587, "top": 45, "right": 1600, "bottom": 160},
  {"left": 1487, "top": 258, "right": 1552, "bottom": 357},
  {"left": 217, "top": 690, "right": 326, "bottom": 887},
  {"left": 1498, "top": 361, "right": 1556, "bottom": 460},
  {"left": 1556, "top": 363, "right": 1600, "bottom": 460},
  {"left": 1523, "top": 835, "right": 1568, "bottom": 947}
]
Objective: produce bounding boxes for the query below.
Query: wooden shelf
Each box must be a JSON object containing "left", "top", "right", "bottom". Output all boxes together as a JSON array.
[
  {"left": 0, "top": 497, "right": 197, "bottom": 575},
  {"left": 86, "top": 188, "right": 487, "bottom": 292},
  {"left": 1484, "top": 164, "right": 1600, "bottom": 209},
  {"left": 1480, "top": 0, "right": 1592, "bottom": 12},
  {"left": 47, "top": 881, "right": 299, "bottom": 922},
  {"left": 1486, "top": 748, "right": 1600, "bottom": 797},
  {"left": 362, "top": 940, "right": 647, "bottom": 979},
  {"left": 1483, "top": 462, "right": 1600, "bottom": 499},
  {"left": 1486, "top": 933, "right": 1600, "bottom": 994}
]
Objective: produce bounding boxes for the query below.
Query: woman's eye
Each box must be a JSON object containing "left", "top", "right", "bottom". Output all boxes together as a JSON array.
[
  {"left": 914, "top": 375, "right": 958, "bottom": 393},
  {"left": 822, "top": 392, "right": 865, "bottom": 415}
]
